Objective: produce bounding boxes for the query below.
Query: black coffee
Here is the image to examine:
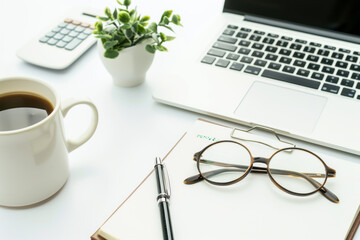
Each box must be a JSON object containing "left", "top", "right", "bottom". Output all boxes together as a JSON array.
[{"left": 0, "top": 92, "right": 54, "bottom": 131}]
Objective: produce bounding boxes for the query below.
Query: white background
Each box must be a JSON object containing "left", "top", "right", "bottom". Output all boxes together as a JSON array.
[{"left": 0, "top": 0, "right": 359, "bottom": 239}]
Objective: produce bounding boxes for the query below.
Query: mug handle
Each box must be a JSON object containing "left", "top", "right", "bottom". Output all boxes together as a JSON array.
[{"left": 60, "top": 98, "right": 99, "bottom": 153}]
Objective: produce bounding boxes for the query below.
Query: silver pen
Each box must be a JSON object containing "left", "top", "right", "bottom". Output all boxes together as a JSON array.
[{"left": 154, "top": 157, "right": 174, "bottom": 240}]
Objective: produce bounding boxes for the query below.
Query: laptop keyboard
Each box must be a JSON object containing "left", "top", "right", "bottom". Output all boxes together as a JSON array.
[{"left": 201, "top": 24, "right": 360, "bottom": 100}]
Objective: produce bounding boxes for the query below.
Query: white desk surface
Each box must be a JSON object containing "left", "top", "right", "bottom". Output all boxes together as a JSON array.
[{"left": 0, "top": 0, "right": 359, "bottom": 239}]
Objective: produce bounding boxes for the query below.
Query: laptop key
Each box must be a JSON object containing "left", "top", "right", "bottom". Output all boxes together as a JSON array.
[
  {"left": 249, "top": 35, "right": 261, "bottom": 41},
  {"left": 357, "top": 82, "right": 360, "bottom": 89},
  {"left": 297, "top": 69, "right": 310, "bottom": 77},
  {"left": 307, "top": 55, "right": 319, "bottom": 62},
  {"left": 336, "top": 69, "right": 349, "bottom": 77},
  {"left": 351, "top": 73, "right": 360, "bottom": 80},
  {"left": 267, "top": 33, "right": 279, "bottom": 38},
  {"left": 268, "top": 62, "right": 282, "bottom": 70},
  {"left": 201, "top": 56, "right": 216, "bottom": 64},
  {"left": 265, "top": 46, "right": 277, "bottom": 53},
  {"left": 283, "top": 66, "right": 295, "bottom": 74},
  {"left": 304, "top": 46, "right": 315, "bottom": 53},
  {"left": 321, "top": 58, "right": 333, "bottom": 65},
  {"left": 295, "top": 39, "right": 307, "bottom": 44},
  {"left": 218, "top": 36, "right": 237, "bottom": 44},
  {"left": 350, "top": 64, "right": 360, "bottom": 72},
  {"left": 238, "top": 47, "right": 251, "bottom": 55},
  {"left": 236, "top": 32, "right": 248, "bottom": 39},
  {"left": 293, "top": 60, "right": 306, "bottom": 67},
  {"left": 262, "top": 70, "right": 321, "bottom": 89},
  {"left": 331, "top": 52, "right": 344, "bottom": 60},
  {"left": 335, "top": 61, "right": 348, "bottom": 69},
  {"left": 227, "top": 25, "right": 238, "bottom": 29},
  {"left": 308, "top": 63, "right": 320, "bottom": 71},
  {"left": 265, "top": 54, "right": 278, "bottom": 61},
  {"left": 252, "top": 43, "right": 264, "bottom": 50},
  {"left": 322, "top": 66, "right": 335, "bottom": 74},
  {"left": 207, "top": 49, "right": 226, "bottom": 57},
  {"left": 290, "top": 43, "right": 302, "bottom": 50},
  {"left": 262, "top": 37, "right": 275, "bottom": 44},
  {"left": 213, "top": 42, "right": 237, "bottom": 52},
  {"left": 281, "top": 36, "right": 292, "bottom": 41},
  {"left": 311, "top": 72, "right": 324, "bottom": 80},
  {"left": 341, "top": 88, "right": 356, "bottom": 98},
  {"left": 339, "top": 48, "right": 350, "bottom": 54},
  {"left": 321, "top": 83, "right": 340, "bottom": 94},
  {"left": 239, "top": 40, "right": 251, "bottom": 47},
  {"left": 254, "top": 30, "right": 265, "bottom": 35},
  {"left": 293, "top": 52, "right": 305, "bottom": 59},
  {"left": 240, "top": 27, "right": 251, "bottom": 32},
  {"left": 276, "top": 40, "right": 288, "bottom": 47},
  {"left": 240, "top": 56, "right": 254, "bottom": 64},
  {"left": 324, "top": 45, "right": 336, "bottom": 50},
  {"left": 353, "top": 51, "right": 360, "bottom": 56},
  {"left": 252, "top": 51, "right": 264, "bottom": 58},
  {"left": 317, "top": 49, "right": 329, "bottom": 56},
  {"left": 244, "top": 66, "right": 261, "bottom": 75},
  {"left": 310, "top": 42, "right": 321, "bottom": 47},
  {"left": 326, "top": 76, "right": 339, "bottom": 84},
  {"left": 223, "top": 29, "right": 235, "bottom": 36},
  {"left": 279, "top": 57, "right": 292, "bottom": 64},
  {"left": 215, "top": 59, "right": 230, "bottom": 68},
  {"left": 226, "top": 53, "right": 240, "bottom": 61},
  {"left": 279, "top": 49, "right": 291, "bottom": 56},
  {"left": 230, "top": 62, "right": 244, "bottom": 71},
  {"left": 341, "top": 79, "right": 354, "bottom": 87},
  {"left": 346, "top": 55, "right": 358, "bottom": 62},
  {"left": 254, "top": 59, "right": 267, "bottom": 67}
]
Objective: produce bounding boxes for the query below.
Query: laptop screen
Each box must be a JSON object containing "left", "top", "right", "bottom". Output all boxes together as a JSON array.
[{"left": 224, "top": 0, "right": 360, "bottom": 39}]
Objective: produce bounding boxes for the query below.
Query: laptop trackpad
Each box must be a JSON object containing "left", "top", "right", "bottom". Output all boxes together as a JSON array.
[{"left": 234, "top": 82, "right": 327, "bottom": 134}]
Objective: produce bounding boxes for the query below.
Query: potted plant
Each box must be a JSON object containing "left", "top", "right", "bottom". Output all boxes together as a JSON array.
[{"left": 93, "top": 0, "right": 182, "bottom": 87}]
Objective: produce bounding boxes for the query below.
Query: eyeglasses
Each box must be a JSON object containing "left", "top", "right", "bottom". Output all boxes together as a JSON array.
[{"left": 184, "top": 140, "right": 339, "bottom": 203}]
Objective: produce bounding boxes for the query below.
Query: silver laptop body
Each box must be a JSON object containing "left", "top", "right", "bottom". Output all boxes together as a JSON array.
[{"left": 152, "top": 0, "right": 360, "bottom": 155}]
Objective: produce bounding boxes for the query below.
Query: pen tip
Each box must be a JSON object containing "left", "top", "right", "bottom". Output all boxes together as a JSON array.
[{"left": 155, "top": 157, "right": 162, "bottom": 165}]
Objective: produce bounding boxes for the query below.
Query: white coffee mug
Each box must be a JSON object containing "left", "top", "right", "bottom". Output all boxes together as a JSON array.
[{"left": 0, "top": 77, "right": 98, "bottom": 207}]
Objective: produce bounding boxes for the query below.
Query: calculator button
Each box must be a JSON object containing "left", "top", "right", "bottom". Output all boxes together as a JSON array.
[
  {"left": 75, "top": 26, "right": 85, "bottom": 33},
  {"left": 52, "top": 27, "right": 62, "bottom": 33},
  {"left": 77, "top": 33, "right": 88, "bottom": 40},
  {"left": 66, "top": 24, "right": 76, "bottom": 30},
  {"left": 62, "top": 36, "right": 73, "bottom": 42},
  {"left": 72, "top": 20, "right": 81, "bottom": 25},
  {"left": 83, "top": 28, "right": 93, "bottom": 35},
  {"left": 65, "top": 38, "right": 83, "bottom": 50},
  {"left": 56, "top": 41, "right": 67, "bottom": 48},
  {"left": 64, "top": 18, "right": 73, "bottom": 23},
  {"left": 45, "top": 31, "right": 55, "bottom": 37},
  {"left": 58, "top": 22, "right": 68, "bottom": 28},
  {"left": 39, "top": 37, "right": 49, "bottom": 43},
  {"left": 201, "top": 56, "right": 215, "bottom": 64},
  {"left": 53, "top": 33, "right": 64, "bottom": 40},
  {"left": 68, "top": 31, "right": 79, "bottom": 37},
  {"left": 60, "top": 28, "right": 70, "bottom": 35},
  {"left": 47, "top": 38, "right": 58, "bottom": 45},
  {"left": 81, "top": 22, "right": 90, "bottom": 28}
]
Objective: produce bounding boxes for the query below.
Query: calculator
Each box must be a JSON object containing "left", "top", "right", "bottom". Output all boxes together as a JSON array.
[{"left": 17, "top": 8, "right": 102, "bottom": 70}]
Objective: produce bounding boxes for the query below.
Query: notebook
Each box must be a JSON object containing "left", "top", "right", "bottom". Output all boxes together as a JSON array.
[{"left": 92, "top": 119, "right": 360, "bottom": 240}]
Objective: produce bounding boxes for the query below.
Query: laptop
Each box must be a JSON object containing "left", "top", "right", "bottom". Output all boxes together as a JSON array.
[{"left": 152, "top": 0, "right": 360, "bottom": 155}]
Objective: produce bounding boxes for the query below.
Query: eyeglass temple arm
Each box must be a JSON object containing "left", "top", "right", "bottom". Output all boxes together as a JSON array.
[{"left": 184, "top": 159, "right": 339, "bottom": 203}]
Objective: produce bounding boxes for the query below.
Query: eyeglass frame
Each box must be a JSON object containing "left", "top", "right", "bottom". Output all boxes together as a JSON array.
[{"left": 184, "top": 140, "right": 339, "bottom": 203}]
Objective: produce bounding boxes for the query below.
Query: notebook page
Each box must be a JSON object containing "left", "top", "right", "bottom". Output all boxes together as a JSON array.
[{"left": 98, "top": 119, "right": 360, "bottom": 240}]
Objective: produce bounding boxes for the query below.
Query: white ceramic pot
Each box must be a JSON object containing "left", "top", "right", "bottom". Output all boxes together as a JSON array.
[{"left": 98, "top": 39, "right": 155, "bottom": 87}]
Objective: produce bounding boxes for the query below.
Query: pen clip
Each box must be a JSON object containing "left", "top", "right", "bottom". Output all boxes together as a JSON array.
[{"left": 162, "top": 163, "right": 171, "bottom": 198}]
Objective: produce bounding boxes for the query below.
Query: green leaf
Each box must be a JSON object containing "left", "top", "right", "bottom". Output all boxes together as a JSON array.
[
  {"left": 140, "top": 15, "right": 150, "bottom": 22},
  {"left": 148, "top": 22, "right": 158, "bottom": 33},
  {"left": 129, "top": 9, "right": 135, "bottom": 16},
  {"left": 118, "top": 11, "right": 130, "bottom": 23},
  {"left": 116, "top": 0, "right": 123, "bottom": 5},
  {"left": 161, "top": 10, "right": 173, "bottom": 22},
  {"left": 155, "top": 45, "right": 168, "bottom": 51},
  {"left": 159, "top": 24, "right": 174, "bottom": 33},
  {"left": 95, "top": 34, "right": 113, "bottom": 40},
  {"left": 145, "top": 44, "right": 156, "bottom": 54},
  {"left": 151, "top": 33, "right": 159, "bottom": 44},
  {"left": 171, "top": 14, "right": 182, "bottom": 26},
  {"left": 94, "top": 21, "right": 103, "bottom": 31},
  {"left": 137, "top": 24, "right": 146, "bottom": 34},
  {"left": 163, "top": 16, "right": 170, "bottom": 25},
  {"left": 104, "top": 40, "right": 118, "bottom": 49},
  {"left": 105, "top": 8, "right": 113, "bottom": 20},
  {"left": 121, "top": 23, "right": 132, "bottom": 29},
  {"left": 113, "top": 9, "right": 118, "bottom": 20},
  {"left": 160, "top": 32, "right": 166, "bottom": 41},
  {"left": 96, "top": 16, "right": 109, "bottom": 21},
  {"left": 166, "top": 35, "right": 175, "bottom": 41},
  {"left": 125, "top": 28, "right": 134, "bottom": 39},
  {"left": 104, "top": 49, "right": 119, "bottom": 59},
  {"left": 131, "top": 22, "right": 138, "bottom": 33},
  {"left": 124, "top": 0, "right": 131, "bottom": 7}
]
